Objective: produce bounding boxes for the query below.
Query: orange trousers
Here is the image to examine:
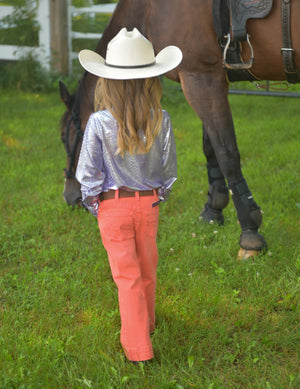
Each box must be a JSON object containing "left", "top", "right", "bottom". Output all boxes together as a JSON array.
[{"left": 97, "top": 190, "right": 159, "bottom": 361}]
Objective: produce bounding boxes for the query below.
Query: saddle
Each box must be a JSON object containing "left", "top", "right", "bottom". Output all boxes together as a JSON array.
[{"left": 213, "top": 0, "right": 300, "bottom": 83}]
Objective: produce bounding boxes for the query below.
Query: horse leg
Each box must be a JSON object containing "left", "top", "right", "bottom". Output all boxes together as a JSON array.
[
  {"left": 179, "top": 71, "right": 267, "bottom": 258},
  {"left": 200, "top": 125, "right": 229, "bottom": 225}
]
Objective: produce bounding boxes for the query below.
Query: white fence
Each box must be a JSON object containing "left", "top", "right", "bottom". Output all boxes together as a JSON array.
[
  {"left": 0, "top": 0, "right": 117, "bottom": 74},
  {"left": 68, "top": 2, "right": 116, "bottom": 73},
  {"left": 0, "top": 1, "right": 51, "bottom": 71}
]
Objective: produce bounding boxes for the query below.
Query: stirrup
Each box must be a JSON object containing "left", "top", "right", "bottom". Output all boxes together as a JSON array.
[{"left": 223, "top": 33, "right": 254, "bottom": 70}]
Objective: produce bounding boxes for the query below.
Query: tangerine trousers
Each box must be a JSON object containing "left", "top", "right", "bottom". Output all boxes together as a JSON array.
[{"left": 97, "top": 190, "right": 159, "bottom": 361}]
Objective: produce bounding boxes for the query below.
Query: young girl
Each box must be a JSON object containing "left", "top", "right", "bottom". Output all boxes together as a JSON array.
[{"left": 76, "top": 28, "right": 182, "bottom": 363}]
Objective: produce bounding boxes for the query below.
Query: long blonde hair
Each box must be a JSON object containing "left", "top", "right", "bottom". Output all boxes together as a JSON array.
[{"left": 94, "top": 77, "right": 163, "bottom": 156}]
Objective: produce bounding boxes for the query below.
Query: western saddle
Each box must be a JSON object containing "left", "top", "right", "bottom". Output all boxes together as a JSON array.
[{"left": 213, "top": 0, "right": 300, "bottom": 83}]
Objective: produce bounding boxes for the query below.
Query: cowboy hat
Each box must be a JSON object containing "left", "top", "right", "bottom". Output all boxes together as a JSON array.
[{"left": 78, "top": 27, "right": 182, "bottom": 80}]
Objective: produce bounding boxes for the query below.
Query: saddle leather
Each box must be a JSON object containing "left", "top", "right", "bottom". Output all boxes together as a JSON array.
[
  {"left": 213, "top": 0, "right": 259, "bottom": 80},
  {"left": 213, "top": 0, "right": 300, "bottom": 83},
  {"left": 230, "top": 0, "right": 273, "bottom": 41},
  {"left": 213, "top": 0, "right": 273, "bottom": 42},
  {"left": 281, "top": 0, "right": 300, "bottom": 83}
]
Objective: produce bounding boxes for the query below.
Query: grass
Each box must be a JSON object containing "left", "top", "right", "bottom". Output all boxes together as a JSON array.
[{"left": 0, "top": 81, "right": 300, "bottom": 388}]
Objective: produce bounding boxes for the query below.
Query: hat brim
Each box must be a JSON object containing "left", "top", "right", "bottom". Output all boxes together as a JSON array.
[{"left": 78, "top": 46, "right": 182, "bottom": 80}]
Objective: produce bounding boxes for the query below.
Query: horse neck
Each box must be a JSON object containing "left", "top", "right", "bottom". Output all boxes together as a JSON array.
[
  {"left": 77, "top": 72, "right": 96, "bottom": 128},
  {"left": 95, "top": 0, "right": 148, "bottom": 56}
]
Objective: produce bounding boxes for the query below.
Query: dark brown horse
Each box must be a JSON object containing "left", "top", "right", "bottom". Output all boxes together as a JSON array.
[{"left": 59, "top": 0, "right": 300, "bottom": 259}]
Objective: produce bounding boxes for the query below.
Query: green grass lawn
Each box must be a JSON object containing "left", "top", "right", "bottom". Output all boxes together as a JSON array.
[{"left": 0, "top": 83, "right": 299, "bottom": 388}]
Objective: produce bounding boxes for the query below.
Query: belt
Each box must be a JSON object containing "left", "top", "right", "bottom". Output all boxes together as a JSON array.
[{"left": 99, "top": 188, "right": 159, "bottom": 202}]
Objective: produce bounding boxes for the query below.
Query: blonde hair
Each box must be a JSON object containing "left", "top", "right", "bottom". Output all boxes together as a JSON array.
[{"left": 94, "top": 77, "right": 163, "bottom": 156}]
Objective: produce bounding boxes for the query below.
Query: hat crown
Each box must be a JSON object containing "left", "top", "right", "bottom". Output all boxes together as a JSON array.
[{"left": 106, "top": 28, "right": 155, "bottom": 68}]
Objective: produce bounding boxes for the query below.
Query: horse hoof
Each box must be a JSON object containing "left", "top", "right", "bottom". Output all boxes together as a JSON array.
[
  {"left": 237, "top": 230, "right": 267, "bottom": 260},
  {"left": 239, "top": 230, "right": 267, "bottom": 251},
  {"left": 199, "top": 203, "right": 224, "bottom": 225},
  {"left": 237, "top": 248, "right": 259, "bottom": 261}
]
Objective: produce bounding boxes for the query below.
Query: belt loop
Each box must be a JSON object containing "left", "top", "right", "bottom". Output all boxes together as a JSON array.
[
  {"left": 135, "top": 191, "right": 140, "bottom": 199},
  {"left": 152, "top": 189, "right": 156, "bottom": 196},
  {"left": 115, "top": 189, "right": 119, "bottom": 200}
]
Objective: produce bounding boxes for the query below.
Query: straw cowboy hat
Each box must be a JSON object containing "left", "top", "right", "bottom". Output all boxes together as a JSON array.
[{"left": 78, "top": 27, "right": 183, "bottom": 80}]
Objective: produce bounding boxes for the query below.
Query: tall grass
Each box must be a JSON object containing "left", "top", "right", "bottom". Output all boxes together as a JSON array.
[{"left": 0, "top": 82, "right": 299, "bottom": 388}]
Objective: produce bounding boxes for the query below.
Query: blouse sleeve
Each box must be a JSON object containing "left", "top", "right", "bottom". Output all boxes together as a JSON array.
[
  {"left": 75, "top": 114, "right": 105, "bottom": 217},
  {"left": 159, "top": 112, "right": 177, "bottom": 202}
]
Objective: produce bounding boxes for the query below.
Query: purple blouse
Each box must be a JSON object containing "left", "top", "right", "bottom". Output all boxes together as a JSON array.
[{"left": 76, "top": 109, "right": 177, "bottom": 216}]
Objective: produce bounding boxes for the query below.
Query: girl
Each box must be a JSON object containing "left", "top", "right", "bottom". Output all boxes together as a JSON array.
[{"left": 76, "top": 28, "right": 182, "bottom": 363}]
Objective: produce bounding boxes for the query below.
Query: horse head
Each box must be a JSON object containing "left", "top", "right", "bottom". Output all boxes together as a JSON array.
[{"left": 59, "top": 77, "right": 95, "bottom": 207}]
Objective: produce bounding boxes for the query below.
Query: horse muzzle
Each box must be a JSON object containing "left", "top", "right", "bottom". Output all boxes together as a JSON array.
[{"left": 63, "top": 178, "right": 82, "bottom": 206}]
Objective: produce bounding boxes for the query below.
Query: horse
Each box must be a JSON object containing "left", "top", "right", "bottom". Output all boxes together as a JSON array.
[{"left": 59, "top": 0, "right": 300, "bottom": 259}]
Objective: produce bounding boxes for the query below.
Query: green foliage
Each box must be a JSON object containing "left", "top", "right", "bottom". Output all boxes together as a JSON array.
[
  {"left": 0, "top": 85, "right": 299, "bottom": 388},
  {"left": 0, "top": 0, "right": 38, "bottom": 46},
  {"left": 0, "top": 0, "right": 117, "bottom": 90},
  {"left": 0, "top": 55, "right": 62, "bottom": 92}
]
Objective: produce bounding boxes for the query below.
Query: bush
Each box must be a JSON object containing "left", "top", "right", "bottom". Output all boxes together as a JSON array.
[
  {"left": 0, "top": 55, "right": 78, "bottom": 92},
  {"left": 0, "top": 0, "right": 38, "bottom": 46},
  {"left": 0, "top": 0, "right": 116, "bottom": 91}
]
